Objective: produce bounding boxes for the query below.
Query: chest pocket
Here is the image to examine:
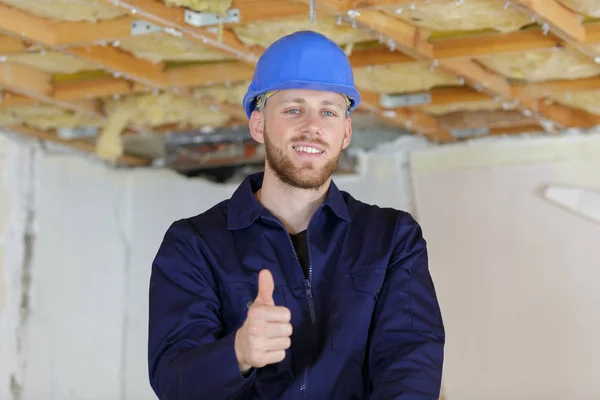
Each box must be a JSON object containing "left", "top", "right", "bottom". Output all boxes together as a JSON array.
[{"left": 327, "top": 266, "right": 386, "bottom": 366}]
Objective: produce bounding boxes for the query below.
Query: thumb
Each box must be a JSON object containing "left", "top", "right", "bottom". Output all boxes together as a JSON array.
[{"left": 256, "top": 269, "right": 275, "bottom": 306}]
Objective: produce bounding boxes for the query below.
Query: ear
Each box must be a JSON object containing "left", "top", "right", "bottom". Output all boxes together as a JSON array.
[
  {"left": 249, "top": 110, "right": 265, "bottom": 144},
  {"left": 341, "top": 116, "right": 352, "bottom": 150}
]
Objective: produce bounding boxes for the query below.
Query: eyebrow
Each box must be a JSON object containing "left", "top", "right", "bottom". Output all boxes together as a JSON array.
[{"left": 278, "top": 98, "right": 345, "bottom": 108}]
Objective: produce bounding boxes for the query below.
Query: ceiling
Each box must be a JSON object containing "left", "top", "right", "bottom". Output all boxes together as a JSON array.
[{"left": 1, "top": 0, "right": 600, "bottom": 173}]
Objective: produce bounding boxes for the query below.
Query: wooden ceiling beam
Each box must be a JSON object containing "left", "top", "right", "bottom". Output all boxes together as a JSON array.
[
  {"left": 67, "top": 45, "right": 169, "bottom": 88},
  {"left": 512, "top": 77, "right": 600, "bottom": 98},
  {"left": 359, "top": 89, "right": 452, "bottom": 141},
  {"left": 313, "top": 3, "right": 562, "bottom": 135},
  {"left": 508, "top": 0, "right": 586, "bottom": 43},
  {"left": 166, "top": 61, "right": 254, "bottom": 88},
  {"left": 50, "top": 16, "right": 137, "bottom": 47},
  {"left": 0, "top": 61, "right": 103, "bottom": 116},
  {"left": 506, "top": 0, "right": 600, "bottom": 69},
  {"left": 432, "top": 29, "right": 563, "bottom": 59},
  {"left": 0, "top": 3, "right": 170, "bottom": 89},
  {"left": 0, "top": 33, "right": 31, "bottom": 55},
  {"left": 53, "top": 78, "right": 149, "bottom": 101},
  {"left": 351, "top": 9, "right": 433, "bottom": 59},
  {"left": 97, "top": 0, "right": 260, "bottom": 65},
  {"left": 537, "top": 99, "right": 600, "bottom": 128}
]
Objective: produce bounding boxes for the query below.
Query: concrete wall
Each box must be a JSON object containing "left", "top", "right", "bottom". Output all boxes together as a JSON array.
[{"left": 0, "top": 132, "right": 428, "bottom": 399}]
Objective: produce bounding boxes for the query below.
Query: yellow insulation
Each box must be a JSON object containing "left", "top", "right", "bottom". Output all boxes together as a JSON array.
[
  {"left": 103, "top": 92, "right": 232, "bottom": 129},
  {"left": 162, "top": 0, "right": 232, "bottom": 14},
  {"left": 476, "top": 48, "right": 600, "bottom": 82},
  {"left": 384, "top": 0, "right": 534, "bottom": 33},
  {"left": 353, "top": 62, "right": 460, "bottom": 94},
  {"left": 6, "top": 51, "right": 100, "bottom": 74},
  {"left": 549, "top": 91, "right": 600, "bottom": 115},
  {"left": 96, "top": 92, "right": 232, "bottom": 160},
  {"left": 232, "top": 17, "right": 377, "bottom": 48},
  {"left": 0, "top": 0, "right": 126, "bottom": 22},
  {"left": 557, "top": 0, "right": 600, "bottom": 17},
  {"left": 0, "top": 104, "right": 104, "bottom": 131},
  {"left": 192, "top": 81, "right": 250, "bottom": 106},
  {"left": 117, "top": 32, "right": 235, "bottom": 64}
]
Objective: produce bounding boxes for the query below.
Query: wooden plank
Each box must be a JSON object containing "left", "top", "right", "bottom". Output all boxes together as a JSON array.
[
  {"left": 167, "top": 61, "right": 254, "bottom": 88},
  {"left": 0, "top": 3, "right": 170, "bottom": 89},
  {"left": 0, "top": 61, "right": 53, "bottom": 97},
  {"left": 351, "top": 9, "right": 433, "bottom": 59},
  {"left": 433, "top": 29, "right": 562, "bottom": 59},
  {"left": 0, "top": 91, "right": 36, "bottom": 107},
  {"left": 6, "top": 125, "right": 150, "bottom": 166},
  {"left": 67, "top": 45, "right": 169, "bottom": 88},
  {"left": 439, "top": 59, "right": 511, "bottom": 98},
  {"left": 349, "top": 47, "right": 413, "bottom": 67},
  {"left": 0, "top": 4, "right": 56, "bottom": 44},
  {"left": 98, "top": 0, "right": 260, "bottom": 64},
  {"left": 0, "top": 33, "right": 30, "bottom": 54},
  {"left": 489, "top": 123, "right": 544, "bottom": 136},
  {"left": 0, "top": 62, "right": 105, "bottom": 116},
  {"left": 231, "top": 0, "right": 309, "bottom": 23},
  {"left": 510, "top": 0, "right": 586, "bottom": 43},
  {"left": 359, "top": 89, "right": 451, "bottom": 140},
  {"left": 53, "top": 78, "right": 147, "bottom": 101},
  {"left": 50, "top": 16, "right": 137, "bottom": 46},
  {"left": 584, "top": 22, "right": 600, "bottom": 44},
  {"left": 512, "top": 77, "right": 600, "bottom": 98},
  {"left": 537, "top": 100, "right": 600, "bottom": 128}
]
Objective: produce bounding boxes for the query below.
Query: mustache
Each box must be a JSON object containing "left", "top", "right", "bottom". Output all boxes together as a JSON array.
[{"left": 290, "top": 136, "right": 328, "bottom": 147}]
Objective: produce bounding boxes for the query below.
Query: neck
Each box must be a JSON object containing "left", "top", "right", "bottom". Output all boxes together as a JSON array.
[{"left": 256, "top": 169, "right": 330, "bottom": 235}]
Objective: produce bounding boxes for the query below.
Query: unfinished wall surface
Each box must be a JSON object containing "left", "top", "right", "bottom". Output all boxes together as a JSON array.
[
  {"left": 410, "top": 133, "right": 600, "bottom": 400},
  {"left": 0, "top": 131, "right": 428, "bottom": 399},
  {"left": 0, "top": 135, "right": 37, "bottom": 399}
]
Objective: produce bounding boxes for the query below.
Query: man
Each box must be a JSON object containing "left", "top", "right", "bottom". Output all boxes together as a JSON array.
[{"left": 148, "top": 30, "right": 445, "bottom": 399}]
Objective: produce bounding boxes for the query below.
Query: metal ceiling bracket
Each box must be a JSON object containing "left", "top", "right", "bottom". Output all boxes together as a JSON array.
[
  {"left": 130, "top": 20, "right": 163, "bottom": 36},
  {"left": 380, "top": 92, "right": 432, "bottom": 108},
  {"left": 184, "top": 9, "right": 240, "bottom": 27},
  {"left": 450, "top": 127, "right": 490, "bottom": 139},
  {"left": 57, "top": 127, "right": 99, "bottom": 140}
]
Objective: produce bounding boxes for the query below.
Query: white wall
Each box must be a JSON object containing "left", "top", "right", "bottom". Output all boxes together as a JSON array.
[
  {"left": 410, "top": 133, "right": 600, "bottom": 400},
  {"left": 4, "top": 130, "right": 599, "bottom": 400},
  {"left": 0, "top": 132, "right": 429, "bottom": 399}
]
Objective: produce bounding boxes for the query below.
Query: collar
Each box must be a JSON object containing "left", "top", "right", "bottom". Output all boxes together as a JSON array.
[{"left": 227, "top": 172, "right": 351, "bottom": 230}]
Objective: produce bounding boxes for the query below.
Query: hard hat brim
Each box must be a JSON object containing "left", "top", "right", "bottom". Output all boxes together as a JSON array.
[{"left": 243, "top": 80, "right": 361, "bottom": 119}]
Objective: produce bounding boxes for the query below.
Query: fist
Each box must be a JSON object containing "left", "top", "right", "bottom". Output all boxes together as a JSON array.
[{"left": 234, "top": 269, "right": 292, "bottom": 373}]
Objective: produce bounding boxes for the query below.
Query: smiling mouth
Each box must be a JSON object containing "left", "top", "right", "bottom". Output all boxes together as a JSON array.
[{"left": 293, "top": 145, "right": 324, "bottom": 154}]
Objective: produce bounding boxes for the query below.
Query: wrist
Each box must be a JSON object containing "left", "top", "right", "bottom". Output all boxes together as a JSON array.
[{"left": 234, "top": 329, "right": 252, "bottom": 374}]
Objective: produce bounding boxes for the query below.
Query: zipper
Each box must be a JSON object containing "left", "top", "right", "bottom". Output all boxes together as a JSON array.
[{"left": 261, "top": 207, "right": 320, "bottom": 400}]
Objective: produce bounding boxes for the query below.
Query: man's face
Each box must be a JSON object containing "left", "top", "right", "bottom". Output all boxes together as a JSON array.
[{"left": 249, "top": 89, "right": 352, "bottom": 190}]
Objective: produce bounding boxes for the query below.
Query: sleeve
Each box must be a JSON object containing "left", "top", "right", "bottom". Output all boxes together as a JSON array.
[
  {"left": 148, "top": 219, "right": 256, "bottom": 400},
  {"left": 368, "top": 212, "right": 446, "bottom": 400}
]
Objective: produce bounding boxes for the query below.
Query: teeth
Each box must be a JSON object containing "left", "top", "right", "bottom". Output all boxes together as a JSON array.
[{"left": 294, "top": 146, "right": 322, "bottom": 154}]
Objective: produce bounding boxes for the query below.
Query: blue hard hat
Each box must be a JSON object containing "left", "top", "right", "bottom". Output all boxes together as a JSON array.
[{"left": 242, "top": 30, "right": 361, "bottom": 119}]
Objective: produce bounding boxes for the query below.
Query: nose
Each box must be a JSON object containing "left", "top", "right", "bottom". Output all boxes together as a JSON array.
[{"left": 300, "top": 110, "right": 322, "bottom": 136}]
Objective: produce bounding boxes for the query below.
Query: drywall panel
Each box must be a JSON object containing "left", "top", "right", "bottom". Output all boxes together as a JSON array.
[
  {"left": 20, "top": 153, "right": 128, "bottom": 400},
  {"left": 410, "top": 134, "right": 600, "bottom": 400}
]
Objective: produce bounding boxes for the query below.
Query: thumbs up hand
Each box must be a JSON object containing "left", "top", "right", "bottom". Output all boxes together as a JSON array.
[{"left": 234, "top": 269, "right": 292, "bottom": 374}]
